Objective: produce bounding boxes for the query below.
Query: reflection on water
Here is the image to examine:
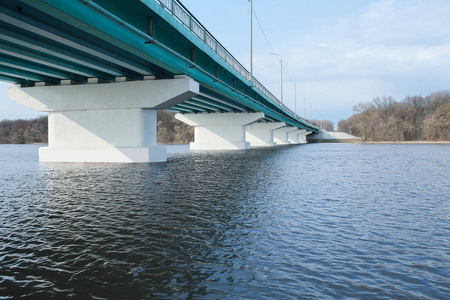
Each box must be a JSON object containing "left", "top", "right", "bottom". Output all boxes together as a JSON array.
[{"left": 1, "top": 144, "right": 449, "bottom": 299}]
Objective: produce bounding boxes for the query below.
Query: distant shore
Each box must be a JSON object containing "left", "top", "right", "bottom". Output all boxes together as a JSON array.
[
  {"left": 308, "top": 140, "right": 450, "bottom": 144},
  {"left": 363, "top": 141, "right": 450, "bottom": 144}
]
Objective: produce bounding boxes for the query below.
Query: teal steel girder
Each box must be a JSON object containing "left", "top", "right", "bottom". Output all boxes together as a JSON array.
[
  {"left": 184, "top": 100, "right": 221, "bottom": 112},
  {"left": 0, "top": 53, "right": 87, "bottom": 83},
  {"left": 0, "top": 8, "right": 152, "bottom": 77},
  {"left": 21, "top": 0, "right": 182, "bottom": 75},
  {"left": 0, "top": 65, "right": 59, "bottom": 84},
  {"left": 0, "top": 40, "right": 117, "bottom": 82},
  {"left": 190, "top": 97, "right": 233, "bottom": 112},
  {"left": 0, "top": 2, "right": 167, "bottom": 83},
  {"left": 0, "top": 74, "right": 34, "bottom": 86},
  {"left": 0, "top": 28, "right": 124, "bottom": 78}
]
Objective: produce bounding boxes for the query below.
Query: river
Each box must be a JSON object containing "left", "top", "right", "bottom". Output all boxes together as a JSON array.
[{"left": 1, "top": 143, "right": 449, "bottom": 299}]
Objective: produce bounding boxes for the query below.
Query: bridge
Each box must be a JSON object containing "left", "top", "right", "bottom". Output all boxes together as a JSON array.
[{"left": 1, "top": 0, "right": 318, "bottom": 162}]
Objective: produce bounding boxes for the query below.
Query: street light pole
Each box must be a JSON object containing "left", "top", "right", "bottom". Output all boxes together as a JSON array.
[
  {"left": 249, "top": 0, "right": 253, "bottom": 79},
  {"left": 316, "top": 110, "right": 320, "bottom": 129},
  {"left": 270, "top": 52, "right": 283, "bottom": 103},
  {"left": 291, "top": 80, "right": 297, "bottom": 116},
  {"left": 303, "top": 96, "right": 306, "bottom": 119}
]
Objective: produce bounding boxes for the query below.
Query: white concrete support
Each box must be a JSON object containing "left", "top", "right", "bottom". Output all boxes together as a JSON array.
[
  {"left": 175, "top": 112, "right": 264, "bottom": 150},
  {"left": 299, "top": 131, "right": 312, "bottom": 143},
  {"left": 246, "top": 122, "right": 285, "bottom": 147},
  {"left": 9, "top": 77, "right": 199, "bottom": 162},
  {"left": 274, "top": 126, "right": 298, "bottom": 145},
  {"left": 288, "top": 129, "right": 306, "bottom": 144}
]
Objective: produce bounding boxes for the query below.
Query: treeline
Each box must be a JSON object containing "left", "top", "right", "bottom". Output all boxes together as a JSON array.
[
  {"left": 338, "top": 91, "right": 449, "bottom": 142},
  {"left": 0, "top": 116, "right": 48, "bottom": 144},
  {"left": 310, "top": 119, "right": 334, "bottom": 132},
  {"left": 0, "top": 111, "right": 193, "bottom": 144},
  {"left": 157, "top": 111, "right": 193, "bottom": 143}
]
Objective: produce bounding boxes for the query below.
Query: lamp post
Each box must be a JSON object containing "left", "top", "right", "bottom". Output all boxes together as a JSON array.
[
  {"left": 316, "top": 109, "right": 320, "bottom": 129},
  {"left": 249, "top": 0, "right": 253, "bottom": 79},
  {"left": 291, "top": 80, "right": 297, "bottom": 116},
  {"left": 302, "top": 95, "right": 306, "bottom": 120},
  {"left": 270, "top": 52, "right": 283, "bottom": 103}
]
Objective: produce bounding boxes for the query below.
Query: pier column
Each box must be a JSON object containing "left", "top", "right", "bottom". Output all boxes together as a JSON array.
[
  {"left": 175, "top": 112, "right": 264, "bottom": 150},
  {"left": 274, "top": 126, "right": 298, "bottom": 145},
  {"left": 288, "top": 129, "right": 306, "bottom": 144},
  {"left": 9, "top": 77, "right": 199, "bottom": 162},
  {"left": 299, "top": 131, "right": 312, "bottom": 143},
  {"left": 246, "top": 122, "right": 285, "bottom": 147}
]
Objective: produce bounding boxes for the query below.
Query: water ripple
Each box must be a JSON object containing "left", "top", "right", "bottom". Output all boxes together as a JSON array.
[{"left": 0, "top": 144, "right": 449, "bottom": 299}]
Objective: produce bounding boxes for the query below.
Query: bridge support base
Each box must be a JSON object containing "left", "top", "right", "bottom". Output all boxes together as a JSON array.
[
  {"left": 9, "top": 78, "right": 199, "bottom": 162},
  {"left": 299, "top": 131, "right": 312, "bottom": 143},
  {"left": 176, "top": 112, "right": 264, "bottom": 150},
  {"left": 39, "top": 146, "right": 167, "bottom": 163},
  {"left": 246, "top": 122, "right": 286, "bottom": 147},
  {"left": 38, "top": 108, "right": 167, "bottom": 163},
  {"left": 288, "top": 129, "right": 306, "bottom": 144},
  {"left": 274, "top": 127, "right": 298, "bottom": 145}
]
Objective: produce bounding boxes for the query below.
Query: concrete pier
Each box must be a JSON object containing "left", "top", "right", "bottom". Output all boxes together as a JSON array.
[
  {"left": 9, "top": 77, "right": 199, "bottom": 162},
  {"left": 288, "top": 129, "right": 304, "bottom": 144},
  {"left": 299, "top": 131, "right": 312, "bottom": 143},
  {"left": 246, "top": 122, "right": 286, "bottom": 147},
  {"left": 176, "top": 112, "right": 264, "bottom": 150},
  {"left": 274, "top": 126, "right": 297, "bottom": 145}
]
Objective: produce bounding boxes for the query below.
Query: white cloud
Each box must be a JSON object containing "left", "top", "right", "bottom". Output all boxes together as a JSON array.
[
  {"left": 362, "top": 0, "right": 396, "bottom": 22},
  {"left": 265, "top": 0, "right": 450, "bottom": 123}
]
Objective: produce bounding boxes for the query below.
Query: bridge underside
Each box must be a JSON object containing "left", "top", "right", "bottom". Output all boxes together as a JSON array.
[{"left": 1, "top": 0, "right": 316, "bottom": 162}]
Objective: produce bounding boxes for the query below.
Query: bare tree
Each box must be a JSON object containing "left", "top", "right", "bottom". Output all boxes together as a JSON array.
[
  {"left": 339, "top": 91, "right": 449, "bottom": 142},
  {"left": 157, "top": 111, "right": 193, "bottom": 144}
]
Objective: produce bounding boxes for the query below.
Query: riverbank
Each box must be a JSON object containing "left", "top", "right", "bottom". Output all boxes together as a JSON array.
[
  {"left": 307, "top": 129, "right": 450, "bottom": 144},
  {"left": 364, "top": 141, "right": 450, "bottom": 144},
  {"left": 307, "top": 129, "right": 361, "bottom": 143}
]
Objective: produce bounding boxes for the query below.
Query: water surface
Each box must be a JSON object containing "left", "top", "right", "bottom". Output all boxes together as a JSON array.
[{"left": 1, "top": 143, "right": 449, "bottom": 299}]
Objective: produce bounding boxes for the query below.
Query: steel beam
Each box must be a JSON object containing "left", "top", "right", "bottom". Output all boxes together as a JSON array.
[
  {"left": 0, "top": 53, "right": 87, "bottom": 83},
  {"left": 0, "top": 8, "right": 154, "bottom": 76}
]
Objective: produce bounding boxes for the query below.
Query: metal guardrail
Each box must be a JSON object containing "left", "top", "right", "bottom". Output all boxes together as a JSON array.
[{"left": 155, "top": 0, "right": 309, "bottom": 125}]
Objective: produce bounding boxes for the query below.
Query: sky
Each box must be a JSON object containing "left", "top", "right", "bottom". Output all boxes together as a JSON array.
[{"left": 1, "top": 0, "right": 450, "bottom": 126}]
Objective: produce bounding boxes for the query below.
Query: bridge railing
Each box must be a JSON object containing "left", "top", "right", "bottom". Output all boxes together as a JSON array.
[{"left": 155, "top": 0, "right": 307, "bottom": 124}]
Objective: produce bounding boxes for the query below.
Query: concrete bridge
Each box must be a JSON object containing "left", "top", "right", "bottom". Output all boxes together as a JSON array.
[{"left": 1, "top": 0, "right": 318, "bottom": 162}]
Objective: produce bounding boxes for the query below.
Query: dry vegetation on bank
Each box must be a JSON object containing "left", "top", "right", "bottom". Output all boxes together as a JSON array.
[
  {"left": 0, "top": 116, "right": 48, "bottom": 144},
  {"left": 156, "top": 111, "right": 193, "bottom": 144},
  {"left": 338, "top": 91, "right": 449, "bottom": 142}
]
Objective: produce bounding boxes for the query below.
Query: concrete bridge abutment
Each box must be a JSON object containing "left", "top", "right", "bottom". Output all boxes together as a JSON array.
[{"left": 8, "top": 77, "right": 199, "bottom": 163}]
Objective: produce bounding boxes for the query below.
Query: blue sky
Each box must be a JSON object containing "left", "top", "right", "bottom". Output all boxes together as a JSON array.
[{"left": 1, "top": 0, "right": 449, "bottom": 125}]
